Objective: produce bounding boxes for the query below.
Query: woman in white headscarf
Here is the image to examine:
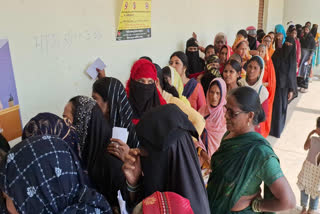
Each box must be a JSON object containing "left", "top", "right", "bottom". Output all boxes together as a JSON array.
[{"left": 239, "top": 55, "right": 269, "bottom": 137}]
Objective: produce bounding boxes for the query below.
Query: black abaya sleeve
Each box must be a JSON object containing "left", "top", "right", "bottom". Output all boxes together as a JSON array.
[
  {"left": 0, "top": 134, "right": 10, "bottom": 153},
  {"left": 82, "top": 105, "right": 126, "bottom": 207},
  {"left": 284, "top": 37, "right": 298, "bottom": 92},
  {"left": 167, "top": 130, "right": 210, "bottom": 214}
]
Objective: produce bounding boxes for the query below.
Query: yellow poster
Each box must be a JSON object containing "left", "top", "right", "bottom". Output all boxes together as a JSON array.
[{"left": 116, "top": 0, "right": 152, "bottom": 41}]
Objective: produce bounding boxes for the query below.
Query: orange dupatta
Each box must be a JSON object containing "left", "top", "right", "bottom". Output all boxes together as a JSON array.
[
  {"left": 263, "top": 35, "right": 275, "bottom": 57},
  {"left": 262, "top": 51, "right": 276, "bottom": 137},
  {"left": 232, "top": 35, "right": 252, "bottom": 63}
]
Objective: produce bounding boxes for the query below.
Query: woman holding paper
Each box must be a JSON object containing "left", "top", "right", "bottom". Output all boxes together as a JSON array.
[
  {"left": 122, "top": 104, "right": 210, "bottom": 214},
  {"left": 93, "top": 77, "right": 140, "bottom": 150},
  {"left": 63, "top": 96, "right": 125, "bottom": 211}
]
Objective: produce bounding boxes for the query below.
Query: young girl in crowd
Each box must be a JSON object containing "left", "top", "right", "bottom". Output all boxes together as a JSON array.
[
  {"left": 222, "top": 59, "right": 243, "bottom": 92},
  {"left": 297, "top": 117, "right": 320, "bottom": 214}
]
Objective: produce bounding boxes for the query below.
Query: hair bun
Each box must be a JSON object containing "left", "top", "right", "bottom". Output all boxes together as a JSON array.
[{"left": 257, "top": 106, "right": 266, "bottom": 124}]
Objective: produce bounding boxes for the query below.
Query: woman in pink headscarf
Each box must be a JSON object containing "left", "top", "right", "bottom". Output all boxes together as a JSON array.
[
  {"left": 132, "top": 191, "right": 194, "bottom": 214},
  {"left": 197, "top": 78, "right": 227, "bottom": 159}
]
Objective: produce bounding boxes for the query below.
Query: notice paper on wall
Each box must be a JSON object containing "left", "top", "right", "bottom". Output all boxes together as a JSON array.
[
  {"left": 116, "top": 0, "right": 152, "bottom": 41},
  {"left": 112, "top": 127, "right": 129, "bottom": 143},
  {"left": 86, "top": 58, "right": 106, "bottom": 79}
]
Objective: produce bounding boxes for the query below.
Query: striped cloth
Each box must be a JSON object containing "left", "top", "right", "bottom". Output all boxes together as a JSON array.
[{"left": 93, "top": 77, "right": 139, "bottom": 148}]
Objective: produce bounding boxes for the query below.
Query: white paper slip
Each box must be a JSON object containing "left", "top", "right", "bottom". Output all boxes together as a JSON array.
[
  {"left": 86, "top": 58, "right": 106, "bottom": 79},
  {"left": 117, "top": 190, "right": 128, "bottom": 214},
  {"left": 112, "top": 127, "right": 129, "bottom": 143}
]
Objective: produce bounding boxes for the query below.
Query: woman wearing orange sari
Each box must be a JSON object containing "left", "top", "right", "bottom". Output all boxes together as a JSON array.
[
  {"left": 257, "top": 44, "right": 276, "bottom": 137},
  {"left": 262, "top": 35, "right": 275, "bottom": 57},
  {"left": 232, "top": 36, "right": 251, "bottom": 78}
]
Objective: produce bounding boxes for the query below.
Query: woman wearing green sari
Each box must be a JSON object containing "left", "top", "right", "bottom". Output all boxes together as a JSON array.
[{"left": 207, "top": 87, "right": 296, "bottom": 213}]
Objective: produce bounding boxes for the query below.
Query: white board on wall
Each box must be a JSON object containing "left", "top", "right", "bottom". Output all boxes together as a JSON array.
[{"left": 1, "top": 0, "right": 259, "bottom": 125}]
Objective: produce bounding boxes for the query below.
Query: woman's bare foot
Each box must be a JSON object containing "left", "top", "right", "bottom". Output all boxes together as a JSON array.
[
  {"left": 307, "top": 209, "right": 316, "bottom": 214},
  {"left": 301, "top": 207, "right": 307, "bottom": 214}
]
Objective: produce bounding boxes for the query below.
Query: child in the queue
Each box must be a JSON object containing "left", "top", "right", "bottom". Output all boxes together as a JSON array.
[
  {"left": 297, "top": 117, "right": 320, "bottom": 214},
  {"left": 222, "top": 59, "right": 243, "bottom": 93}
]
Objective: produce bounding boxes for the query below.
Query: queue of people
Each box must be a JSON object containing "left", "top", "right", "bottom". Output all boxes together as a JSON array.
[{"left": 0, "top": 21, "right": 319, "bottom": 214}]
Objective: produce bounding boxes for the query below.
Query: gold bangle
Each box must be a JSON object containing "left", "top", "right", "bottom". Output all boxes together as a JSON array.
[
  {"left": 251, "top": 198, "right": 262, "bottom": 212},
  {"left": 197, "top": 148, "right": 202, "bottom": 156}
]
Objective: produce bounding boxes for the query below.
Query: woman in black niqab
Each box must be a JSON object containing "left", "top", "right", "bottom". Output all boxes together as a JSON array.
[
  {"left": 122, "top": 104, "right": 210, "bottom": 214},
  {"left": 270, "top": 35, "right": 297, "bottom": 138},
  {"left": 93, "top": 77, "right": 139, "bottom": 148},
  {"left": 185, "top": 38, "right": 205, "bottom": 76},
  {"left": 67, "top": 96, "right": 125, "bottom": 210}
]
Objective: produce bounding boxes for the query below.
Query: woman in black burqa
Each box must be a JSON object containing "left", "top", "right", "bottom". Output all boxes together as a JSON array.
[
  {"left": 92, "top": 77, "right": 139, "bottom": 149},
  {"left": 270, "top": 34, "right": 297, "bottom": 138},
  {"left": 122, "top": 104, "right": 210, "bottom": 214},
  {"left": 63, "top": 96, "right": 125, "bottom": 211},
  {"left": 185, "top": 37, "right": 205, "bottom": 76},
  {"left": 0, "top": 134, "right": 10, "bottom": 153}
]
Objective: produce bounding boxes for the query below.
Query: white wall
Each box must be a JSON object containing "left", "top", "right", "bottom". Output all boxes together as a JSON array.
[
  {"left": 283, "top": 0, "right": 320, "bottom": 26},
  {"left": 264, "top": 0, "right": 285, "bottom": 33},
  {"left": 0, "top": 0, "right": 259, "bottom": 125}
]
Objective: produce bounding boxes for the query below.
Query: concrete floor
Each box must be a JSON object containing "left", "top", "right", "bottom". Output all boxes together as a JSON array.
[{"left": 271, "top": 72, "right": 320, "bottom": 214}]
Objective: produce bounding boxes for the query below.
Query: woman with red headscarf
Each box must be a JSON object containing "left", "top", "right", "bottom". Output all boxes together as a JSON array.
[
  {"left": 126, "top": 59, "right": 166, "bottom": 124},
  {"left": 219, "top": 45, "right": 233, "bottom": 74}
]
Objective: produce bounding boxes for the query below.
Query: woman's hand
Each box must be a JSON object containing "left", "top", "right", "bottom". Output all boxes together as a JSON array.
[
  {"left": 231, "top": 189, "right": 262, "bottom": 211},
  {"left": 96, "top": 68, "right": 106, "bottom": 79},
  {"left": 284, "top": 42, "right": 293, "bottom": 46},
  {"left": 288, "top": 91, "right": 294, "bottom": 101},
  {"left": 310, "top": 129, "right": 320, "bottom": 136},
  {"left": 192, "top": 32, "right": 198, "bottom": 40},
  {"left": 107, "top": 138, "right": 130, "bottom": 162},
  {"left": 122, "top": 149, "right": 142, "bottom": 187},
  {"left": 200, "top": 150, "right": 210, "bottom": 166}
]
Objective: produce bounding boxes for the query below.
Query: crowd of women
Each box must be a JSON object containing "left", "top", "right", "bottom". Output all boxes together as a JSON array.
[{"left": 0, "top": 21, "right": 318, "bottom": 214}]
